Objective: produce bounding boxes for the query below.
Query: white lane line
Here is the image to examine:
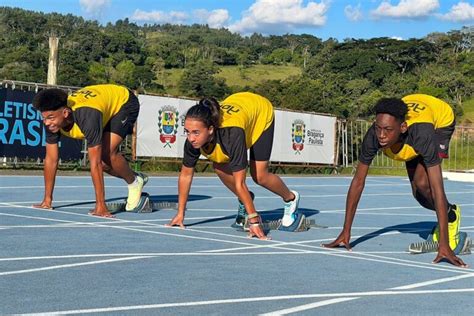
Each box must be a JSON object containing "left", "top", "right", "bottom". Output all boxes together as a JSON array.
[
  {"left": 201, "top": 235, "right": 474, "bottom": 274},
  {"left": 0, "top": 183, "right": 413, "bottom": 190},
  {"left": 1, "top": 202, "right": 332, "bottom": 254},
  {"left": 291, "top": 240, "right": 474, "bottom": 273},
  {"left": 390, "top": 273, "right": 474, "bottom": 290},
  {"left": 260, "top": 297, "right": 359, "bottom": 315},
  {"left": 261, "top": 265, "right": 474, "bottom": 315},
  {"left": 4, "top": 202, "right": 473, "bottom": 213},
  {"left": 1, "top": 205, "right": 472, "bottom": 275},
  {"left": 201, "top": 231, "right": 410, "bottom": 253},
  {"left": 0, "top": 206, "right": 310, "bottom": 254},
  {"left": 0, "top": 175, "right": 383, "bottom": 180},
  {"left": 1, "top": 253, "right": 330, "bottom": 276},
  {"left": 3, "top": 206, "right": 471, "bottom": 271},
  {"left": 326, "top": 251, "right": 474, "bottom": 273},
  {"left": 0, "top": 256, "right": 154, "bottom": 276},
  {"left": 0, "top": 250, "right": 410, "bottom": 262},
  {"left": 0, "top": 223, "right": 90, "bottom": 229},
  {"left": 322, "top": 203, "right": 474, "bottom": 213},
  {"left": 14, "top": 288, "right": 474, "bottom": 315},
  {"left": 0, "top": 210, "right": 269, "bottom": 248},
  {"left": 0, "top": 252, "right": 329, "bottom": 262},
  {"left": 3, "top": 190, "right": 474, "bottom": 205}
]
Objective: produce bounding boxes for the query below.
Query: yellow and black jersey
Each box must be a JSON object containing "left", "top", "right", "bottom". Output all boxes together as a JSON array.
[
  {"left": 183, "top": 92, "right": 274, "bottom": 171},
  {"left": 359, "top": 94, "right": 455, "bottom": 167},
  {"left": 46, "top": 84, "right": 130, "bottom": 146}
]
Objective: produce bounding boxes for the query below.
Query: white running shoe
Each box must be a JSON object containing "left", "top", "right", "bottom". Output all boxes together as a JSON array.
[
  {"left": 125, "top": 173, "right": 147, "bottom": 211},
  {"left": 281, "top": 190, "right": 300, "bottom": 227}
]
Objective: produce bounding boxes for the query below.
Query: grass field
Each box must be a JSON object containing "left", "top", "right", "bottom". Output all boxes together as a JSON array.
[
  {"left": 162, "top": 64, "right": 301, "bottom": 96},
  {"left": 461, "top": 98, "right": 474, "bottom": 124},
  {"left": 215, "top": 64, "right": 302, "bottom": 88}
]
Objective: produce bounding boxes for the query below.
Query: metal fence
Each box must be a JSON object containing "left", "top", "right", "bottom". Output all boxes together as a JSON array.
[
  {"left": 339, "top": 120, "right": 474, "bottom": 172},
  {"left": 1, "top": 80, "right": 473, "bottom": 173}
]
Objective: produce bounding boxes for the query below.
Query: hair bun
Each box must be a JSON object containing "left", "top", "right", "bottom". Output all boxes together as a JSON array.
[{"left": 200, "top": 99, "right": 212, "bottom": 108}]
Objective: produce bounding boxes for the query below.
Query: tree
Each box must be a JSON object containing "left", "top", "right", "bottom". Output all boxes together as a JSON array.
[
  {"left": 87, "top": 60, "right": 113, "bottom": 84},
  {"left": 111, "top": 60, "right": 135, "bottom": 87},
  {"left": 178, "top": 60, "right": 230, "bottom": 98},
  {"left": 0, "top": 62, "right": 39, "bottom": 82}
]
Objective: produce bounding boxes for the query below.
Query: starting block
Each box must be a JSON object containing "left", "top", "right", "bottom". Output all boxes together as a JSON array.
[
  {"left": 107, "top": 192, "right": 154, "bottom": 214},
  {"left": 239, "top": 213, "right": 327, "bottom": 233},
  {"left": 408, "top": 231, "right": 472, "bottom": 255}
]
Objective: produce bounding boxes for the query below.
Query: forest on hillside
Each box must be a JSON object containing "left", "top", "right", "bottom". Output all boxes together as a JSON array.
[{"left": 0, "top": 7, "right": 472, "bottom": 119}]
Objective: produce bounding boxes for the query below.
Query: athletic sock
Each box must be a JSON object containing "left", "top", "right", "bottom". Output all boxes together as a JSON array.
[
  {"left": 128, "top": 176, "right": 139, "bottom": 188},
  {"left": 448, "top": 208, "right": 457, "bottom": 223}
]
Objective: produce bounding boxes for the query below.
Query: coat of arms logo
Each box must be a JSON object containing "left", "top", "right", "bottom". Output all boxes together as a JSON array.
[
  {"left": 291, "top": 119, "right": 305, "bottom": 154},
  {"left": 158, "top": 106, "right": 179, "bottom": 148}
]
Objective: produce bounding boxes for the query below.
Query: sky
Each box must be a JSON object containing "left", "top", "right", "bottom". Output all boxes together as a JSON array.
[{"left": 2, "top": 0, "right": 473, "bottom": 40}]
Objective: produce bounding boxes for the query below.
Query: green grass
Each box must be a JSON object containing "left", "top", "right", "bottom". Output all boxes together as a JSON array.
[
  {"left": 460, "top": 98, "right": 474, "bottom": 124},
  {"left": 161, "top": 64, "right": 302, "bottom": 96},
  {"left": 215, "top": 64, "right": 301, "bottom": 88}
]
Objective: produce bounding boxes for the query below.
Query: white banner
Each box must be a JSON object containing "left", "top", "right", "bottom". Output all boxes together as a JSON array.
[
  {"left": 271, "top": 110, "right": 336, "bottom": 164},
  {"left": 136, "top": 94, "right": 337, "bottom": 165},
  {"left": 136, "top": 95, "right": 195, "bottom": 157}
]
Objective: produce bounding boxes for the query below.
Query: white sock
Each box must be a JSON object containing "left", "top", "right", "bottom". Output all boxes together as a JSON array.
[{"left": 128, "top": 176, "right": 139, "bottom": 188}]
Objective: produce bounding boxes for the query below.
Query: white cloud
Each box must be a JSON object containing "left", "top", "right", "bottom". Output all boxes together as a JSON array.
[
  {"left": 131, "top": 9, "right": 188, "bottom": 24},
  {"left": 371, "top": 0, "right": 439, "bottom": 19},
  {"left": 438, "top": 1, "right": 474, "bottom": 22},
  {"left": 79, "top": 0, "right": 111, "bottom": 16},
  {"left": 345, "top": 4, "right": 363, "bottom": 22},
  {"left": 194, "top": 9, "right": 230, "bottom": 28},
  {"left": 229, "top": 0, "right": 330, "bottom": 35},
  {"left": 390, "top": 36, "right": 403, "bottom": 40}
]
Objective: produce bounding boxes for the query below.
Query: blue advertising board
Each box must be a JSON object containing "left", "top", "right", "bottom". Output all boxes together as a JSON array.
[{"left": 0, "top": 88, "right": 82, "bottom": 159}]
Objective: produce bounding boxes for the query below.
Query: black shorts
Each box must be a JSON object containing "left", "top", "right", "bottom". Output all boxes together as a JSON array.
[
  {"left": 406, "top": 120, "right": 456, "bottom": 169},
  {"left": 435, "top": 120, "right": 455, "bottom": 159},
  {"left": 104, "top": 90, "right": 140, "bottom": 139},
  {"left": 249, "top": 119, "right": 274, "bottom": 161}
]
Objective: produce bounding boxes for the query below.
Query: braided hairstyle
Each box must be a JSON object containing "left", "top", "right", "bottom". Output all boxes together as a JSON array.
[{"left": 185, "top": 97, "right": 221, "bottom": 128}]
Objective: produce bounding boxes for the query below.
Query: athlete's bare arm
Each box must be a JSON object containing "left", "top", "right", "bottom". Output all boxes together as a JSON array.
[
  {"left": 87, "top": 145, "right": 112, "bottom": 217},
  {"left": 166, "top": 165, "right": 194, "bottom": 228},
  {"left": 33, "top": 143, "right": 59, "bottom": 209},
  {"left": 426, "top": 164, "right": 467, "bottom": 267},
  {"left": 323, "top": 162, "right": 370, "bottom": 250},
  {"left": 233, "top": 169, "right": 269, "bottom": 240}
]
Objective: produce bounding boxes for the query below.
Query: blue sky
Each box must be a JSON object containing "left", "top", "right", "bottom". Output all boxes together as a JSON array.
[{"left": 2, "top": 0, "right": 473, "bottom": 40}]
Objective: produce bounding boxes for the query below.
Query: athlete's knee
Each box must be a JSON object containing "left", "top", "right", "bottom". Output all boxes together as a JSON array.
[
  {"left": 251, "top": 170, "right": 270, "bottom": 185},
  {"left": 101, "top": 160, "right": 112, "bottom": 173},
  {"left": 412, "top": 180, "right": 431, "bottom": 199},
  {"left": 103, "top": 148, "right": 122, "bottom": 164},
  {"left": 412, "top": 180, "right": 435, "bottom": 210}
]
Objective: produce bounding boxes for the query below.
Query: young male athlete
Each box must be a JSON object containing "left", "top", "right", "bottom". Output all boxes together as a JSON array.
[
  {"left": 324, "top": 94, "right": 467, "bottom": 267},
  {"left": 166, "top": 92, "right": 300, "bottom": 239},
  {"left": 32, "top": 84, "right": 147, "bottom": 217}
]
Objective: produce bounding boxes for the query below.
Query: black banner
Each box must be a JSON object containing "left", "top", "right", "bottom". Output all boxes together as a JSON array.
[{"left": 0, "top": 88, "right": 82, "bottom": 159}]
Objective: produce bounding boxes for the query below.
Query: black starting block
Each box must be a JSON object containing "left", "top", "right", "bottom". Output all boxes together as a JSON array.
[
  {"left": 107, "top": 192, "right": 154, "bottom": 213},
  {"left": 238, "top": 213, "right": 327, "bottom": 233},
  {"left": 408, "top": 231, "right": 472, "bottom": 255},
  {"left": 106, "top": 192, "right": 179, "bottom": 214}
]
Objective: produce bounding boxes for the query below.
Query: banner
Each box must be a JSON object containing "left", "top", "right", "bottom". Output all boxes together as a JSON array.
[
  {"left": 136, "top": 95, "right": 196, "bottom": 158},
  {"left": 136, "top": 94, "right": 337, "bottom": 165},
  {"left": 271, "top": 110, "right": 336, "bottom": 164},
  {"left": 0, "top": 88, "right": 83, "bottom": 159}
]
